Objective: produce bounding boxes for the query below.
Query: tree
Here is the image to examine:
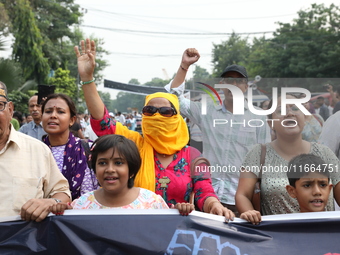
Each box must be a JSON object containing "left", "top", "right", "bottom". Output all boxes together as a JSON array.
[
  {"left": 0, "top": 58, "right": 24, "bottom": 91},
  {"left": 65, "top": 32, "right": 110, "bottom": 84},
  {"left": 144, "top": 77, "right": 170, "bottom": 87},
  {"left": 111, "top": 92, "right": 145, "bottom": 113},
  {"left": 248, "top": 4, "right": 340, "bottom": 80},
  {"left": 2, "top": 0, "right": 82, "bottom": 71},
  {"left": 98, "top": 91, "right": 114, "bottom": 113},
  {"left": 0, "top": 2, "right": 10, "bottom": 36},
  {"left": 48, "top": 68, "right": 77, "bottom": 102},
  {"left": 128, "top": 78, "right": 141, "bottom": 85},
  {"left": 8, "top": 90, "right": 30, "bottom": 114},
  {"left": 11, "top": 0, "right": 49, "bottom": 84},
  {"left": 29, "top": 0, "right": 82, "bottom": 71},
  {"left": 211, "top": 32, "right": 250, "bottom": 77}
]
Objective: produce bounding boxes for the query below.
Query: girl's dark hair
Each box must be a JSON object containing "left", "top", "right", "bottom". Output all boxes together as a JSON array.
[
  {"left": 41, "top": 93, "right": 77, "bottom": 118},
  {"left": 90, "top": 134, "right": 141, "bottom": 188}
]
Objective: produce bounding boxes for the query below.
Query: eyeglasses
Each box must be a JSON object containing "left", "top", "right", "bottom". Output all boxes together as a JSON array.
[
  {"left": 221, "top": 77, "right": 248, "bottom": 85},
  {"left": 274, "top": 105, "right": 301, "bottom": 116},
  {"left": 0, "top": 101, "right": 7, "bottom": 112},
  {"left": 142, "top": 105, "right": 177, "bottom": 117}
]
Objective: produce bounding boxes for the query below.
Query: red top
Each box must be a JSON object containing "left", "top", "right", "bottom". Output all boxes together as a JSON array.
[{"left": 90, "top": 108, "right": 218, "bottom": 211}]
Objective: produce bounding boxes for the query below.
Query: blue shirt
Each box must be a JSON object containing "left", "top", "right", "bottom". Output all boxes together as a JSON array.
[{"left": 19, "top": 121, "right": 47, "bottom": 141}]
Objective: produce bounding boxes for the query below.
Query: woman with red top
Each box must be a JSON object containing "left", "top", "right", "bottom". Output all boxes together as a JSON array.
[{"left": 74, "top": 38, "right": 234, "bottom": 220}]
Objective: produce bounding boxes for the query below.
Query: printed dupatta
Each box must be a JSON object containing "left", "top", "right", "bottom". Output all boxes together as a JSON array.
[{"left": 43, "top": 132, "right": 88, "bottom": 200}]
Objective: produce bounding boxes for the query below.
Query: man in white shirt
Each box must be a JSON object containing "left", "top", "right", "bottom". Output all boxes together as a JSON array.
[
  {"left": 165, "top": 49, "right": 271, "bottom": 214},
  {"left": 0, "top": 81, "right": 71, "bottom": 221}
]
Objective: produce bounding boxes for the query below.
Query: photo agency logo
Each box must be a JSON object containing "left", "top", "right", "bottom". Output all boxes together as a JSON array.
[{"left": 196, "top": 78, "right": 312, "bottom": 128}]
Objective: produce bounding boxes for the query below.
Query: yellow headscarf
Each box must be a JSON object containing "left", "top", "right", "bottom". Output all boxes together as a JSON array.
[{"left": 116, "top": 92, "right": 189, "bottom": 191}]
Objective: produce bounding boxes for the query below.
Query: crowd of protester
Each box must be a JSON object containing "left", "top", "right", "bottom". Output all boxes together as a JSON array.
[{"left": 1, "top": 38, "right": 340, "bottom": 225}]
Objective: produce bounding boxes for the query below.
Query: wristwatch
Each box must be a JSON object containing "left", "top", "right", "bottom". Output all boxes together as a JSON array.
[{"left": 50, "top": 198, "right": 62, "bottom": 204}]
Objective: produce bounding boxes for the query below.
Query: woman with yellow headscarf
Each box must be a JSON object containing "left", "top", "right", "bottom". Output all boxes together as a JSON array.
[{"left": 75, "top": 38, "right": 234, "bottom": 220}]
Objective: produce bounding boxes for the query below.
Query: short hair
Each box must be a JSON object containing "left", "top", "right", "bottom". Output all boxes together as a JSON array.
[
  {"left": 41, "top": 93, "right": 77, "bottom": 118},
  {"left": 287, "top": 154, "right": 330, "bottom": 187},
  {"left": 317, "top": 96, "right": 324, "bottom": 100},
  {"left": 90, "top": 134, "right": 141, "bottom": 188}
]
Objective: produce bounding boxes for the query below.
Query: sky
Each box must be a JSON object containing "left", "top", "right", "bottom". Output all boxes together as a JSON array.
[
  {"left": 2, "top": 0, "right": 339, "bottom": 99},
  {"left": 74, "top": 0, "right": 338, "bottom": 99}
]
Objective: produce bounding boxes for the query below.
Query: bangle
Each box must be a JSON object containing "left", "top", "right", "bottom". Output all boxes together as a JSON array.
[
  {"left": 80, "top": 78, "right": 95, "bottom": 85},
  {"left": 180, "top": 65, "right": 188, "bottom": 71}
]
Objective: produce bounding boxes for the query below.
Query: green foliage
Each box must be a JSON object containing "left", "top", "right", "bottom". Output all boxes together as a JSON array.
[
  {"left": 25, "top": 0, "right": 82, "bottom": 72},
  {"left": 105, "top": 78, "right": 145, "bottom": 113},
  {"left": 98, "top": 91, "right": 114, "bottom": 113},
  {"left": 48, "top": 67, "right": 77, "bottom": 101},
  {"left": 66, "top": 33, "right": 109, "bottom": 84},
  {"left": 11, "top": 0, "right": 49, "bottom": 84},
  {"left": 0, "top": 3, "right": 10, "bottom": 35},
  {"left": 145, "top": 77, "right": 171, "bottom": 87},
  {"left": 211, "top": 4, "right": 340, "bottom": 94},
  {"left": 1, "top": 0, "right": 108, "bottom": 87},
  {"left": 252, "top": 4, "right": 340, "bottom": 80},
  {"left": 0, "top": 58, "right": 24, "bottom": 91},
  {"left": 211, "top": 32, "right": 250, "bottom": 77},
  {"left": 7, "top": 90, "right": 30, "bottom": 113},
  {"left": 110, "top": 92, "right": 145, "bottom": 113},
  {"left": 128, "top": 78, "right": 141, "bottom": 85}
]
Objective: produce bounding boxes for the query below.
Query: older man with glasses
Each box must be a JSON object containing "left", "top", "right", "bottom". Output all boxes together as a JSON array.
[
  {"left": 0, "top": 81, "right": 71, "bottom": 221},
  {"left": 165, "top": 49, "right": 271, "bottom": 216}
]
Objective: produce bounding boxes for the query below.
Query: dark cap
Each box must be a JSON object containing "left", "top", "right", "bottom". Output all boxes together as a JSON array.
[
  {"left": 220, "top": 64, "right": 248, "bottom": 78},
  {"left": 0, "top": 81, "right": 8, "bottom": 100}
]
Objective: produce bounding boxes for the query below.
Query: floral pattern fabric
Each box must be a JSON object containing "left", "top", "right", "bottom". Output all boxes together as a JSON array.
[{"left": 71, "top": 188, "right": 169, "bottom": 209}]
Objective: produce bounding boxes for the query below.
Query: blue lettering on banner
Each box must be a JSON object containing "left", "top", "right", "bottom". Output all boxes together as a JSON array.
[{"left": 165, "top": 230, "right": 248, "bottom": 255}]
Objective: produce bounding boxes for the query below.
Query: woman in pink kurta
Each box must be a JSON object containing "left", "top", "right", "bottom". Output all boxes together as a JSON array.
[{"left": 74, "top": 38, "right": 234, "bottom": 220}]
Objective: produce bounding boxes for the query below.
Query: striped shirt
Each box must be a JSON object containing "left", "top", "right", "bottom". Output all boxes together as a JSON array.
[{"left": 166, "top": 82, "right": 271, "bottom": 205}]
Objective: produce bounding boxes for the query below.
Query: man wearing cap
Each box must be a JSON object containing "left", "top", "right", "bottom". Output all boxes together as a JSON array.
[
  {"left": 0, "top": 81, "right": 71, "bottom": 221},
  {"left": 165, "top": 49, "right": 271, "bottom": 214},
  {"left": 19, "top": 94, "right": 47, "bottom": 141}
]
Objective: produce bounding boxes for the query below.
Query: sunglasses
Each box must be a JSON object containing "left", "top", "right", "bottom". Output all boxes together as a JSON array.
[{"left": 142, "top": 105, "right": 177, "bottom": 117}]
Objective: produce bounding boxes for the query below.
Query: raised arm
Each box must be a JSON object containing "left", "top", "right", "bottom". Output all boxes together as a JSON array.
[
  {"left": 170, "top": 48, "right": 200, "bottom": 89},
  {"left": 74, "top": 39, "right": 104, "bottom": 120}
]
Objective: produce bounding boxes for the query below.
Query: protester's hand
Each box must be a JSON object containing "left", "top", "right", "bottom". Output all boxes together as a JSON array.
[
  {"left": 171, "top": 203, "right": 195, "bottom": 216},
  {"left": 74, "top": 38, "right": 96, "bottom": 81},
  {"left": 20, "top": 198, "right": 57, "bottom": 222},
  {"left": 51, "top": 203, "right": 73, "bottom": 216},
  {"left": 39, "top": 97, "right": 47, "bottom": 106},
  {"left": 240, "top": 210, "right": 261, "bottom": 225},
  {"left": 209, "top": 202, "right": 235, "bottom": 222},
  {"left": 181, "top": 48, "right": 200, "bottom": 69}
]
